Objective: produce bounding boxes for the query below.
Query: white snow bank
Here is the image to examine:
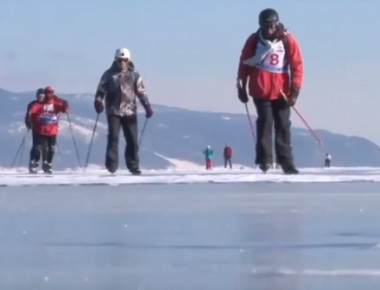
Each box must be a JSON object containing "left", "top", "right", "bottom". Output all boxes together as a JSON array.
[{"left": 0, "top": 166, "right": 380, "bottom": 186}]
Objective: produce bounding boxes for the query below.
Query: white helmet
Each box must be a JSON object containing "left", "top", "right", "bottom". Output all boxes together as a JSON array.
[{"left": 114, "top": 48, "right": 131, "bottom": 60}]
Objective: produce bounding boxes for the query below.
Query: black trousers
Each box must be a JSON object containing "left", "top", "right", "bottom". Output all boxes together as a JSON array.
[
  {"left": 253, "top": 97, "right": 294, "bottom": 166},
  {"left": 29, "top": 131, "right": 39, "bottom": 163},
  {"left": 106, "top": 114, "right": 139, "bottom": 171},
  {"left": 29, "top": 133, "right": 56, "bottom": 164},
  {"left": 224, "top": 157, "right": 232, "bottom": 169}
]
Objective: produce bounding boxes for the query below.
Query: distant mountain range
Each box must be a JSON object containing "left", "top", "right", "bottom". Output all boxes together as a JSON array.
[{"left": 2, "top": 88, "right": 380, "bottom": 170}]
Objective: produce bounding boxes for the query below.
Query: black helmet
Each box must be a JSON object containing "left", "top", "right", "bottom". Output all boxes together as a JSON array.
[
  {"left": 36, "top": 88, "right": 44, "bottom": 96},
  {"left": 35, "top": 88, "right": 45, "bottom": 100},
  {"left": 259, "top": 8, "right": 279, "bottom": 27}
]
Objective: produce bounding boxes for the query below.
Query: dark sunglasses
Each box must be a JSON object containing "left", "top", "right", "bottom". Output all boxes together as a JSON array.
[
  {"left": 262, "top": 22, "right": 278, "bottom": 29},
  {"left": 117, "top": 58, "right": 129, "bottom": 63}
]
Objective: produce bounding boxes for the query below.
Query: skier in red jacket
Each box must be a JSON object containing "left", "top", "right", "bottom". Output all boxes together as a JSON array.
[
  {"left": 237, "top": 8, "right": 303, "bottom": 174},
  {"left": 223, "top": 144, "right": 233, "bottom": 169},
  {"left": 26, "top": 86, "right": 69, "bottom": 173}
]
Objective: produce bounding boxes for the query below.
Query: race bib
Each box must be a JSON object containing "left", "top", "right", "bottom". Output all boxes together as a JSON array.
[
  {"left": 255, "top": 41, "right": 288, "bottom": 73},
  {"left": 39, "top": 113, "right": 58, "bottom": 125}
]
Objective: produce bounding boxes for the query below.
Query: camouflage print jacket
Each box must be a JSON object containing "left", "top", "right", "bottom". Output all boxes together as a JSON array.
[{"left": 95, "top": 61, "right": 150, "bottom": 116}]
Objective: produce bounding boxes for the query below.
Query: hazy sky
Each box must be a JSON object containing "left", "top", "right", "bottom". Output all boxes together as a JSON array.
[{"left": 1, "top": 0, "right": 380, "bottom": 145}]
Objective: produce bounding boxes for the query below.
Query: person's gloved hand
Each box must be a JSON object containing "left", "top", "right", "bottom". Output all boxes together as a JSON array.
[
  {"left": 62, "top": 99, "right": 69, "bottom": 113},
  {"left": 237, "top": 80, "right": 249, "bottom": 103},
  {"left": 25, "top": 119, "right": 32, "bottom": 130},
  {"left": 286, "top": 87, "right": 300, "bottom": 107},
  {"left": 94, "top": 99, "right": 104, "bottom": 114},
  {"left": 143, "top": 104, "right": 153, "bottom": 118},
  {"left": 286, "top": 95, "right": 297, "bottom": 106}
]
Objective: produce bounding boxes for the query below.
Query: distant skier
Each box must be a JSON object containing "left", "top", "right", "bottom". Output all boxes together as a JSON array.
[
  {"left": 94, "top": 47, "right": 153, "bottom": 175},
  {"left": 237, "top": 8, "right": 304, "bottom": 174},
  {"left": 223, "top": 143, "right": 232, "bottom": 169},
  {"left": 203, "top": 145, "right": 213, "bottom": 170},
  {"left": 26, "top": 86, "right": 69, "bottom": 174},
  {"left": 324, "top": 152, "right": 332, "bottom": 168},
  {"left": 25, "top": 88, "right": 45, "bottom": 173}
]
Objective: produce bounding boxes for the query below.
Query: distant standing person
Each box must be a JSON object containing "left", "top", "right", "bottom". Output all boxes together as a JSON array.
[
  {"left": 325, "top": 152, "right": 332, "bottom": 168},
  {"left": 203, "top": 145, "right": 213, "bottom": 170},
  {"left": 223, "top": 143, "right": 232, "bottom": 169}
]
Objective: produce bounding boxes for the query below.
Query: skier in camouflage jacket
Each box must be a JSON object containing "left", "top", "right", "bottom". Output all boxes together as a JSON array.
[{"left": 94, "top": 47, "right": 153, "bottom": 175}]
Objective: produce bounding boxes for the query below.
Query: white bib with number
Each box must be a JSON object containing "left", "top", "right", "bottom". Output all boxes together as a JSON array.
[
  {"left": 242, "top": 37, "right": 289, "bottom": 74},
  {"left": 255, "top": 40, "right": 288, "bottom": 73}
]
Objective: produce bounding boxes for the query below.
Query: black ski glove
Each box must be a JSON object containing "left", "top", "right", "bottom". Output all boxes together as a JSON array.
[
  {"left": 94, "top": 99, "right": 104, "bottom": 114},
  {"left": 237, "top": 80, "right": 249, "bottom": 103},
  {"left": 143, "top": 104, "right": 153, "bottom": 118},
  {"left": 25, "top": 118, "right": 32, "bottom": 130},
  {"left": 287, "top": 87, "right": 300, "bottom": 106}
]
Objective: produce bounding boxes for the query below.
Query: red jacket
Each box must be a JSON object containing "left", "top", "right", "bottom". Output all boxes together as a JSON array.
[
  {"left": 238, "top": 31, "right": 303, "bottom": 100},
  {"left": 28, "top": 95, "right": 68, "bottom": 136},
  {"left": 224, "top": 146, "right": 232, "bottom": 158}
]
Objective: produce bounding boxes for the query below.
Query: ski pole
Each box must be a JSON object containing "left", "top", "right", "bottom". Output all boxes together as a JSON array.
[
  {"left": 10, "top": 130, "right": 29, "bottom": 169},
  {"left": 84, "top": 113, "right": 99, "bottom": 172},
  {"left": 280, "top": 91, "right": 324, "bottom": 148},
  {"left": 292, "top": 106, "right": 323, "bottom": 147},
  {"left": 54, "top": 138, "right": 64, "bottom": 159},
  {"left": 244, "top": 103, "right": 256, "bottom": 142},
  {"left": 66, "top": 113, "right": 82, "bottom": 169},
  {"left": 17, "top": 135, "right": 26, "bottom": 169},
  {"left": 245, "top": 103, "right": 257, "bottom": 165},
  {"left": 138, "top": 118, "right": 148, "bottom": 148}
]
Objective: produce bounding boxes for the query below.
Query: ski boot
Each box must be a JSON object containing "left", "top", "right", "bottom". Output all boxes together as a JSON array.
[
  {"left": 129, "top": 168, "right": 141, "bottom": 175},
  {"left": 29, "top": 161, "right": 39, "bottom": 174},
  {"left": 281, "top": 163, "right": 299, "bottom": 175},
  {"left": 106, "top": 165, "right": 117, "bottom": 174},
  {"left": 42, "top": 162, "right": 53, "bottom": 174},
  {"left": 259, "top": 163, "right": 272, "bottom": 173}
]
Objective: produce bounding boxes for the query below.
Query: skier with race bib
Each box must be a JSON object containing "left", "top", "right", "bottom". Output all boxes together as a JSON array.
[
  {"left": 26, "top": 86, "right": 69, "bottom": 174},
  {"left": 237, "top": 8, "right": 304, "bottom": 174}
]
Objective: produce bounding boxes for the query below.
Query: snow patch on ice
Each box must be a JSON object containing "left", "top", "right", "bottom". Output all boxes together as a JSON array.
[
  {"left": 154, "top": 152, "right": 204, "bottom": 170},
  {"left": 252, "top": 267, "right": 380, "bottom": 277},
  {"left": 7, "top": 123, "right": 25, "bottom": 134}
]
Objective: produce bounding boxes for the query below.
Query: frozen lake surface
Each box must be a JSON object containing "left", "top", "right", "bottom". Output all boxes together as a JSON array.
[{"left": 0, "top": 168, "right": 380, "bottom": 289}]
